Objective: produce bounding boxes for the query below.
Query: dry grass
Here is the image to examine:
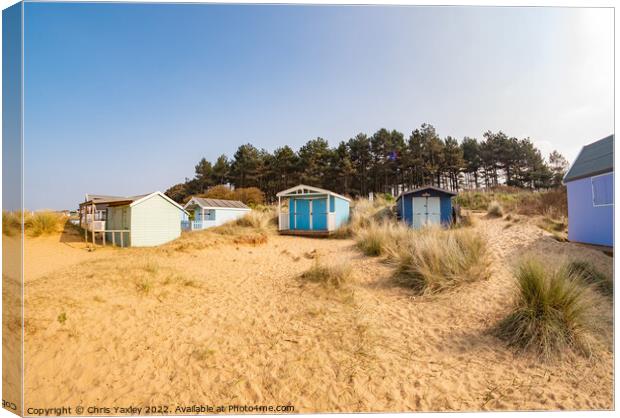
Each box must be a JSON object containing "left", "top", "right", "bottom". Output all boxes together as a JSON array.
[
  {"left": 301, "top": 260, "right": 353, "bottom": 288},
  {"left": 486, "top": 201, "right": 503, "bottom": 218},
  {"left": 567, "top": 260, "right": 613, "bottom": 297},
  {"left": 3, "top": 211, "right": 21, "bottom": 236},
  {"left": 496, "top": 258, "right": 598, "bottom": 360},
  {"left": 355, "top": 220, "right": 411, "bottom": 257},
  {"left": 345, "top": 197, "right": 394, "bottom": 235},
  {"left": 164, "top": 209, "right": 275, "bottom": 252},
  {"left": 390, "top": 226, "right": 490, "bottom": 295},
  {"left": 456, "top": 188, "right": 567, "bottom": 218},
  {"left": 3, "top": 210, "right": 67, "bottom": 237}
]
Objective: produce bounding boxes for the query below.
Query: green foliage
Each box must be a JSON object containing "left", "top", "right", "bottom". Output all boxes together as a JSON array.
[
  {"left": 497, "top": 258, "right": 597, "bottom": 359},
  {"left": 197, "top": 185, "right": 265, "bottom": 206},
  {"left": 165, "top": 124, "right": 563, "bottom": 203}
]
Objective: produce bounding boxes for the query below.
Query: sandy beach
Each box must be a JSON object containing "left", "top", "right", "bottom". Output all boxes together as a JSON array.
[{"left": 20, "top": 215, "right": 613, "bottom": 412}]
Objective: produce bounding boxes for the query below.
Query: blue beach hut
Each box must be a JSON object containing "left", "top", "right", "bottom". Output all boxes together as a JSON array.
[
  {"left": 396, "top": 186, "right": 457, "bottom": 229},
  {"left": 276, "top": 185, "right": 351, "bottom": 236},
  {"left": 563, "top": 134, "right": 614, "bottom": 247}
]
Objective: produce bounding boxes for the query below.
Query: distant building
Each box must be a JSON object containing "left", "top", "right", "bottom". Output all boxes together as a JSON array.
[
  {"left": 563, "top": 134, "right": 614, "bottom": 247},
  {"left": 182, "top": 197, "right": 251, "bottom": 230},
  {"left": 396, "top": 186, "right": 457, "bottom": 229}
]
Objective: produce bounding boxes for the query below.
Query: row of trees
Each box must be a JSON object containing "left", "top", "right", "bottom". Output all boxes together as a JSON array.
[{"left": 165, "top": 124, "right": 569, "bottom": 203}]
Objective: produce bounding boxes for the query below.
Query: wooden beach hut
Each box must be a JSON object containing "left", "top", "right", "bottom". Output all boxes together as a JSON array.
[
  {"left": 396, "top": 186, "right": 457, "bottom": 229},
  {"left": 78, "top": 191, "right": 186, "bottom": 247},
  {"left": 563, "top": 134, "right": 614, "bottom": 247},
  {"left": 182, "top": 197, "right": 251, "bottom": 230},
  {"left": 276, "top": 185, "right": 351, "bottom": 236}
]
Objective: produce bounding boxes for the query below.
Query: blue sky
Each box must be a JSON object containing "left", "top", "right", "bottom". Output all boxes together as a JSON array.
[{"left": 21, "top": 2, "right": 613, "bottom": 209}]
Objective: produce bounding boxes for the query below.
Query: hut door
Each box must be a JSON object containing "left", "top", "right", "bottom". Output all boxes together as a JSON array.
[
  {"left": 295, "top": 199, "right": 310, "bottom": 230},
  {"left": 311, "top": 198, "right": 327, "bottom": 230},
  {"left": 413, "top": 196, "right": 441, "bottom": 228}
]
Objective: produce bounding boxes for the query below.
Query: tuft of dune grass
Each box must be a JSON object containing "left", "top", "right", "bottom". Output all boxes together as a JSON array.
[
  {"left": 486, "top": 201, "right": 504, "bottom": 218},
  {"left": 301, "top": 260, "right": 353, "bottom": 288},
  {"left": 355, "top": 220, "right": 412, "bottom": 257},
  {"left": 27, "top": 211, "right": 65, "bottom": 236},
  {"left": 567, "top": 260, "right": 613, "bottom": 297},
  {"left": 229, "top": 209, "right": 277, "bottom": 232},
  {"left": 2, "top": 211, "right": 21, "bottom": 236},
  {"left": 3, "top": 210, "right": 66, "bottom": 237},
  {"left": 390, "top": 226, "right": 490, "bottom": 294},
  {"left": 496, "top": 258, "right": 598, "bottom": 360}
]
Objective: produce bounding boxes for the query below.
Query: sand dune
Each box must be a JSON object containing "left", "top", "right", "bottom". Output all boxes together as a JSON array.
[{"left": 21, "top": 215, "right": 613, "bottom": 412}]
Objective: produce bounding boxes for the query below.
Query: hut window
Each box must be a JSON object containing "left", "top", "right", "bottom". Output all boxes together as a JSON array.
[{"left": 592, "top": 173, "right": 613, "bottom": 207}]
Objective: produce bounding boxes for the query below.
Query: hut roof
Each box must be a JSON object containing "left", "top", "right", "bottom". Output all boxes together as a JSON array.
[
  {"left": 82, "top": 192, "right": 185, "bottom": 212},
  {"left": 396, "top": 185, "right": 457, "bottom": 200},
  {"left": 563, "top": 134, "right": 614, "bottom": 183},
  {"left": 276, "top": 184, "right": 351, "bottom": 202},
  {"left": 185, "top": 197, "right": 250, "bottom": 210}
]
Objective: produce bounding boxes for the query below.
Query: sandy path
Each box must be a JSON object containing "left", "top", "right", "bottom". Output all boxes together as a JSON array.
[{"left": 22, "top": 217, "right": 613, "bottom": 412}]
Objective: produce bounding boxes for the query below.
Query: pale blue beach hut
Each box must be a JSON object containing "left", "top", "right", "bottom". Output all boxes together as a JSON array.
[{"left": 276, "top": 185, "right": 350, "bottom": 236}]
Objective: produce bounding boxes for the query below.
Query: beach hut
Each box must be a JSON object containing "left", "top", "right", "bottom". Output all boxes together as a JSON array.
[
  {"left": 182, "top": 197, "right": 251, "bottom": 230},
  {"left": 396, "top": 186, "right": 457, "bottom": 229},
  {"left": 563, "top": 134, "right": 614, "bottom": 247},
  {"left": 79, "top": 191, "right": 186, "bottom": 247},
  {"left": 276, "top": 185, "right": 351, "bottom": 236}
]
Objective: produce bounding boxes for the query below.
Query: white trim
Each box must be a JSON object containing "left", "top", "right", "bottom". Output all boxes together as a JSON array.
[
  {"left": 130, "top": 191, "right": 187, "bottom": 213},
  {"left": 276, "top": 184, "right": 351, "bottom": 202},
  {"left": 591, "top": 172, "right": 614, "bottom": 207}
]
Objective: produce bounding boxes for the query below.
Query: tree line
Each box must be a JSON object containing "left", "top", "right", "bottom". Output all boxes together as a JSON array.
[{"left": 165, "top": 123, "right": 569, "bottom": 203}]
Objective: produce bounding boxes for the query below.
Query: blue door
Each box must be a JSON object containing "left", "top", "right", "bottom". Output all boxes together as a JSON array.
[
  {"left": 312, "top": 198, "right": 327, "bottom": 230},
  {"left": 295, "top": 199, "right": 310, "bottom": 230}
]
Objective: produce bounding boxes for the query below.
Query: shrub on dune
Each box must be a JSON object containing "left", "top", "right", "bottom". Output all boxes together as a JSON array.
[
  {"left": 355, "top": 220, "right": 410, "bottom": 257},
  {"left": 391, "top": 227, "right": 489, "bottom": 294},
  {"left": 301, "top": 260, "right": 353, "bottom": 288},
  {"left": 26, "top": 211, "right": 64, "bottom": 236},
  {"left": 567, "top": 260, "right": 613, "bottom": 297},
  {"left": 497, "top": 258, "right": 597, "bottom": 359},
  {"left": 486, "top": 201, "right": 504, "bottom": 217},
  {"left": 231, "top": 209, "right": 276, "bottom": 231},
  {"left": 2, "top": 211, "right": 21, "bottom": 236}
]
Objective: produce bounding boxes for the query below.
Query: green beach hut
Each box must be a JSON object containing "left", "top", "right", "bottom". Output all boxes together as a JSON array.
[{"left": 79, "top": 191, "right": 186, "bottom": 247}]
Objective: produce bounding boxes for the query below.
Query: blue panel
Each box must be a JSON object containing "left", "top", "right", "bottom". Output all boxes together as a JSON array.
[
  {"left": 333, "top": 197, "right": 350, "bottom": 228},
  {"left": 312, "top": 198, "right": 327, "bottom": 230},
  {"left": 440, "top": 196, "right": 453, "bottom": 224},
  {"left": 289, "top": 198, "right": 294, "bottom": 228},
  {"left": 330, "top": 195, "right": 335, "bottom": 212},
  {"left": 403, "top": 195, "right": 413, "bottom": 226},
  {"left": 567, "top": 175, "right": 614, "bottom": 246},
  {"left": 295, "top": 199, "right": 310, "bottom": 230}
]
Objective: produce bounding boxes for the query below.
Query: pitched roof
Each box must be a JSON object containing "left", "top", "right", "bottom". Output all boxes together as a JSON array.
[
  {"left": 82, "top": 192, "right": 185, "bottom": 212},
  {"left": 276, "top": 184, "right": 352, "bottom": 202},
  {"left": 563, "top": 134, "right": 614, "bottom": 183},
  {"left": 396, "top": 185, "right": 457, "bottom": 200},
  {"left": 185, "top": 197, "right": 250, "bottom": 210}
]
